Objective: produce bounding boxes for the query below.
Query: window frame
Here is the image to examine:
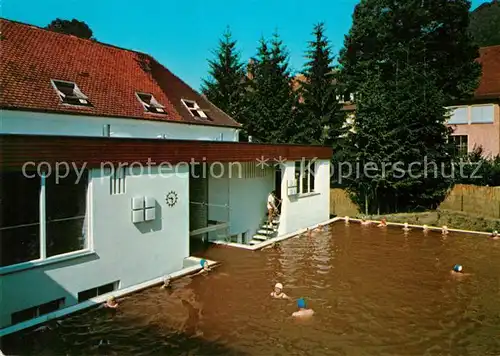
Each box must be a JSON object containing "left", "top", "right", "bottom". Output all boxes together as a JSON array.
[
  {"left": 135, "top": 92, "right": 167, "bottom": 114},
  {"left": 0, "top": 170, "right": 92, "bottom": 274},
  {"left": 181, "top": 99, "right": 209, "bottom": 120},
  {"left": 452, "top": 135, "right": 468, "bottom": 155},
  {"left": 50, "top": 79, "right": 92, "bottom": 107},
  {"left": 295, "top": 159, "right": 317, "bottom": 195}
]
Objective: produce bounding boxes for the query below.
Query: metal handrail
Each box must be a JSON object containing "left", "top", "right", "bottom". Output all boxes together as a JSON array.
[{"left": 189, "top": 201, "right": 230, "bottom": 209}]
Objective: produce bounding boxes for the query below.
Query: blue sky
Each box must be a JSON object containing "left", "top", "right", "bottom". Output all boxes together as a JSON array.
[{"left": 2, "top": 0, "right": 490, "bottom": 91}]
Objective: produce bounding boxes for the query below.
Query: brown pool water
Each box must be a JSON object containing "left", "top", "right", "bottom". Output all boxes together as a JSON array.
[{"left": 2, "top": 222, "right": 500, "bottom": 355}]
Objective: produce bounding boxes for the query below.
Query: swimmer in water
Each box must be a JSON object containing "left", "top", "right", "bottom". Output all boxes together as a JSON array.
[
  {"left": 490, "top": 231, "right": 499, "bottom": 240},
  {"left": 104, "top": 296, "right": 119, "bottom": 309},
  {"left": 262, "top": 241, "right": 280, "bottom": 250},
  {"left": 160, "top": 275, "right": 172, "bottom": 289},
  {"left": 450, "top": 264, "right": 471, "bottom": 277},
  {"left": 377, "top": 218, "right": 387, "bottom": 227},
  {"left": 360, "top": 218, "right": 371, "bottom": 226},
  {"left": 270, "top": 283, "right": 290, "bottom": 300},
  {"left": 442, "top": 226, "right": 449, "bottom": 235},
  {"left": 196, "top": 259, "right": 211, "bottom": 275},
  {"left": 402, "top": 222, "right": 410, "bottom": 232},
  {"left": 292, "top": 298, "right": 314, "bottom": 318}
]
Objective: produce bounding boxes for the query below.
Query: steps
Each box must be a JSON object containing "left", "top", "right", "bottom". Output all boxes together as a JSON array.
[{"left": 248, "top": 216, "right": 280, "bottom": 246}]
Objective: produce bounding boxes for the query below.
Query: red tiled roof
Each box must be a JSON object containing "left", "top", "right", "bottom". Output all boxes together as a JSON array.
[
  {"left": 476, "top": 45, "right": 500, "bottom": 99},
  {"left": 0, "top": 19, "right": 241, "bottom": 128}
]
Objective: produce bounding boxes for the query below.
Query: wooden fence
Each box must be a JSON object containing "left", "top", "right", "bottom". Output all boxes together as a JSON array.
[
  {"left": 330, "top": 184, "right": 500, "bottom": 219},
  {"left": 440, "top": 184, "right": 500, "bottom": 219},
  {"left": 330, "top": 188, "right": 360, "bottom": 217}
]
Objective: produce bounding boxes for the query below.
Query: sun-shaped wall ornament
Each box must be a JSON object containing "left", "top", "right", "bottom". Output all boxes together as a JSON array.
[{"left": 165, "top": 191, "right": 178, "bottom": 207}]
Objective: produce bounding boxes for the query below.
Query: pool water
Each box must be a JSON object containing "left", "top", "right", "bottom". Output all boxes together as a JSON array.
[{"left": 2, "top": 222, "right": 500, "bottom": 355}]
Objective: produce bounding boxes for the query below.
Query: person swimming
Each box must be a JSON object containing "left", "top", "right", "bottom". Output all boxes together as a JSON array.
[
  {"left": 270, "top": 283, "right": 290, "bottom": 299},
  {"left": 160, "top": 275, "right": 172, "bottom": 289},
  {"left": 292, "top": 298, "right": 314, "bottom": 318},
  {"left": 377, "top": 218, "right": 387, "bottom": 227},
  {"left": 442, "top": 226, "right": 449, "bottom": 235},
  {"left": 450, "top": 264, "right": 471, "bottom": 277},
  {"left": 262, "top": 241, "right": 280, "bottom": 250},
  {"left": 490, "top": 230, "right": 499, "bottom": 240},
  {"left": 360, "top": 218, "right": 371, "bottom": 226},
  {"left": 196, "top": 259, "right": 211, "bottom": 275},
  {"left": 104, "top": 296, "right": 119, "bottom": 309},
  {"left": 402, "top": 222, "right": 410, "bottom": 232}
]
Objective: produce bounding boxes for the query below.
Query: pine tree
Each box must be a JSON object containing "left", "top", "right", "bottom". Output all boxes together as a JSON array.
[
  {"left": 338, "top": 0, "right": 481, "bottom": 214},
  {"left": 245, "top": 33, "right": 298, "bottom": 143},
  {"left": 201, "top": 28, "right": 247, "bottom": 124},
  {"left": 297, "top": 23, "right": 345, "bottom": 147}
]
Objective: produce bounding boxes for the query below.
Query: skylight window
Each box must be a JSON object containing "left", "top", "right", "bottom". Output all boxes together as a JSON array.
[
  {"left": 136, "top": 93, "right": 166, "bottom": 114},
  {"left": 181, "top": 99, "right": 209, "bottom": 120},
  {"left": 51, "top": 80, "right": 91, "bottom": 106}
]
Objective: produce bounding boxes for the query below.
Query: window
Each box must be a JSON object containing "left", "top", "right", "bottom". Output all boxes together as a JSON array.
[
  {"left": 0, "top": 169, "right": 89, "bottom": 268},
  {"left": 295, "top": 159, "right": 316, "bottom": 194},
  {"left": 51, "top": 80, "right": 91, "bottom": 106},
  {"left": 452, "top": 135, "right": 468, "bottom": 155},
  {"left": 136, "top": 92, "right": 166, "bottom": 114},
  {"left": 447, "top": 107, "right": 468, "bottom": 124},
  {"left": 11, "top": 298, "right": 65, "bottom": 325},
  {"left": 471, "top": 105, "right": 494, "bottom": 124},
  {"left": 78, "top": 281, "right": 119, "bottom": 302},
  {"left": 46, "top": 171, "right": 88, "bottom": 257},
  {"left": 110, "top": 167, "right": 126, "bottom": 195},
  {"left": 181, "top": 99, "right": 210, "bottom": 120},
  {"left": 0, "top": 171, "right": 41, "bottom": 266}
]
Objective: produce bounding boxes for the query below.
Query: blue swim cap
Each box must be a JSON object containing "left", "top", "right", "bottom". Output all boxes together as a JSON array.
[
  {"left": 200, "top": 259, "right": 207, "bottom": 267},
  {"left": 453, "top": 264, "right": 463, "bottom": 272},
  {"left": 297, "top": 298, "right": 306, "bottom": 309}
]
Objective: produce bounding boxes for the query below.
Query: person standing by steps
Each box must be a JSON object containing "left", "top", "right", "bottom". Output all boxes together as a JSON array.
[{"left": 267, "top": 190, "right": 281, "bottom": 228}]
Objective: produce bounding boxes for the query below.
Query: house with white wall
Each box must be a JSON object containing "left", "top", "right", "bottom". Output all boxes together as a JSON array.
[{"left": 0, "top": 19, "right": 332, "bottom": 332}]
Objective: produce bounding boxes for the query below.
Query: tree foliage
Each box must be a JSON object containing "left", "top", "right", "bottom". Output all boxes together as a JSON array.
[
  {"left": 469, "top": 0, "right": 500, "bottom": 46},
  {"left": 296, "top": 23, "right": 345, "bottom": 147},
  {"left": 245, "top": 33, "right": 298, "bottom": 143},
  {"left": 201, "top": 28, "right": 247, "bottom": 126},
  {"left": 45, "top": 18, "right": 94, "bottom": 40},
  {"left": 338, "top": 0, "right": 481, "bottom": 214}
]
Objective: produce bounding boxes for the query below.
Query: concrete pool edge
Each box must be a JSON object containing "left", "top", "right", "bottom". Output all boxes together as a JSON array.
[
  {"left": 347, "top": 218, "right": 494, "bottom": 236},
  {"left": 0, "top": 257, "right": 218, "bottom": 338},
  {"left": 211, "top": 217, "right": 344, "bottom": 250}
]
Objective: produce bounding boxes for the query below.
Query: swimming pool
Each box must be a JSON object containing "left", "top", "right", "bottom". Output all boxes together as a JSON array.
[{"left": 2, "top": 222, "right": 500, "bottom": 355}]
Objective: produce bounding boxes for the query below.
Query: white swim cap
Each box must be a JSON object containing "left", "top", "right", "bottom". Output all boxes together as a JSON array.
[{"left": 275, "top": 283, "right": 283, "bottom": 290}]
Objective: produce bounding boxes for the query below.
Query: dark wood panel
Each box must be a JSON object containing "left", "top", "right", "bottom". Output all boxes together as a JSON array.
[{"left": 0, "top": 134, "right": 332, "bottom": 169}]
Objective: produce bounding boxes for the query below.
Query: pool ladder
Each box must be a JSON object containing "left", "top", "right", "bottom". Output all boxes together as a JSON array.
[{"left": 248, "top": 215, "right": 280, "bottom": 245}]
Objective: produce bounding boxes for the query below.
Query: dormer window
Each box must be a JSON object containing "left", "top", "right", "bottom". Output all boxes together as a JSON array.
[
  {"left": 51, "top": 80, "right": 91, "bottom": 106},
  {"left": 136, "top": 92, "right": 166, "bottom": 114},
  {"left": 181, "top": 99, "right": 209, "bottom": 120}
]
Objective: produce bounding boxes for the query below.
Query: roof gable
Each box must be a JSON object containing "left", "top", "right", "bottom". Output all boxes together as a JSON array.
[{"left": 0, "top": 19, "right": 241, "bottom": 128}]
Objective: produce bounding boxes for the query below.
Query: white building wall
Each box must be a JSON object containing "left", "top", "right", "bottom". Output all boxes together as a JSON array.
[
  {"left": 0, "top": 110, "right": 239, "bottom": 142},
  {"left": 0, "top": 166, "right": 189, "bottom": 328},
  {"left": 278, "top": 160, "right": 331, "bottom": 235}
]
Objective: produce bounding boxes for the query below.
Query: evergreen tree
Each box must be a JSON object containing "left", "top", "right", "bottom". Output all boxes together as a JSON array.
[
  {"left": 338, "top": 0, "right": 481, "bottom": 214},
  {"left": 296, "top": 23, "right": 345, "bottom": 147},
  {"left": 469, "top": 0, "right": 500, "bottom": 46},
  {"left": 201, "top": 28, "right": 247, "bottom": 124},
  {"left": 245, "top": 33, "right": 298, "bottom": 143}
]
